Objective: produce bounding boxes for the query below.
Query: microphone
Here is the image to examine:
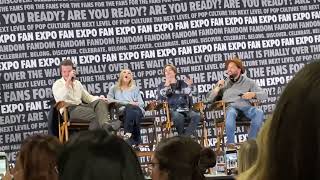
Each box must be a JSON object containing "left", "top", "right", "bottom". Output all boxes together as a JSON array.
[
  {"left": 218, "top": 76, "right": 228, "bottom": 88},
  {"left": 71, "top": 74, "right": 76, "bottom": 81},
  {"left": 71, "top": 69, "right": 76, "bottom": 81}
]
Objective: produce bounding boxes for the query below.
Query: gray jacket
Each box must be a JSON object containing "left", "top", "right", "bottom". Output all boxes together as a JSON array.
[{"left": 206, "top": 75, "right": 268, "bottom": 108}]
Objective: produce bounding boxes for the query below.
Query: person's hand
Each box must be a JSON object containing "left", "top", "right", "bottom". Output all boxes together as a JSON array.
[
  {"left": 216, "top": 80, "right": 225, "bottom": 88},
  {"left": 99, "top": 95, "right": 108, "bottom": 101},
  {"left": 241, "top": 92, "right": 256, "bottom": 99},
  {"left": 65, "top": 70, "right": 76, "bottom": 88},
  {"left": 211, "top": 79, "right": 224, "bottom": 94},
  {"left": 185, "top": 76, "right": 193, "bottom": 86},
  {"left": 67, "top": 70, "right": 76, "bottom": 82},
  {"left": 164, "top": 78, "right": 172, "bottom": 86},
  {"left": 164, "top": 77, "right": 176, "bottom": 86},
  {"left": 146, "top": 100, "right": 157, "bottom": 111}
]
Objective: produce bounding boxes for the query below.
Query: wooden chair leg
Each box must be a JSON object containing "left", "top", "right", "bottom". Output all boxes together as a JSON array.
[
  {"left": 222, "top": 102, "right": 227, "bottom": 151},
  {"left": 65, "top": 124, "right": 69, "bottom": 142},
  {"left": 59, "top": 125, "right": 64, "bottom": 143},
  {"left": 153, "top": 124, "right": 158, "bottom": 144},
  {"left": 202, "top": 122, "right": 209, "bottom": 147},
  {"left": 215, "top": 123, "right": 222, "bottom": 152},
  {"left": 60, "top": 122, "right": 68, "bottom": 143},
  {"left": 220, "top": 123, "right": 225, "bottom": 151}
]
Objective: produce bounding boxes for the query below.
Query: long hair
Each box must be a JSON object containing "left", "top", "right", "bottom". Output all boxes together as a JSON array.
[
  {"left": 238, "top": 60, "right": 320, "bottom": 180},
  {"left": 237, "top": 139, "right": 258, "bottom": 174},
  {"left": 58, "top": 130, "right": 145, "bottom": 180},
  {"left": 154, "top": 136, "right": 216, "bottom": 180},
  {"left": 17, "top": 134, "right": 62, "bottom": 180},
  {"left": 116, "top": 69, "right": 136, "bottom": 90}
]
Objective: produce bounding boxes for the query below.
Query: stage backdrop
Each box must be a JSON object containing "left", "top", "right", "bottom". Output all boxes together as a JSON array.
[{"left": 1, "top": 0, "right": 320, "bottom": 162}]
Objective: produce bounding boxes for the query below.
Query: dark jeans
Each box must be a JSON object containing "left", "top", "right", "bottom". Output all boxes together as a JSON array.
[
  {"left": 123, "top": 105, "right": 143, "bottom": 145},
  {"left": 171, "top": 110, "right": 201, "bottom": 136}
]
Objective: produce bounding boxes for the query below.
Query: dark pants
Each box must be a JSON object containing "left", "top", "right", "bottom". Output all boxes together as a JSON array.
[
  {"left": 123, "top": 105, "right": 143, "bottom": 145},
  {"left": 171, "top": 110, "right": 201, "bottom": 136}
]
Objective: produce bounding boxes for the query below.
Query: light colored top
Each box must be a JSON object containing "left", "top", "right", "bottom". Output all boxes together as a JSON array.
[
  {"left": 107, "top": 85, "right": 145, "bottom": 115},
  {"left": 52, "top": 78, "right": 98, "bottom": 106},
  {"left": 206, "top": 75, "right": 268, "bottom": 108}
]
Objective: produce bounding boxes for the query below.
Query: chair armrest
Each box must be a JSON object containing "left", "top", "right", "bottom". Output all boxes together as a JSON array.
[
  {"left": 54, "top": 101, "right": 71, "bottom": 118},
  {"left": 207, "top": 100, "right": 226, "bottom": 111},
  {"left": 249, "top": 100, "right": 261, "bottom": 106},
  {"left": 55, "top": 101, "right": 67, "bottom": 110},
  {"left": 213, "top": 100, "right": 225, "bottom": 109}
]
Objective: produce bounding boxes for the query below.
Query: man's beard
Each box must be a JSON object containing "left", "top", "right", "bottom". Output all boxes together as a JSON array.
[{"left": 229, "top": 74, "right": 240, "bottom": 82}]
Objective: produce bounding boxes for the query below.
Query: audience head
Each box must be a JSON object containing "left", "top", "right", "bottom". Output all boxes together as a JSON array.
[
  {"left": 16, "top": 134, "right": 62, "bottom": 180},
  {"left": 238, "top": 60, "right": 320, "bottom": 180},
  {"left": 117, "top": 68, "right": 135, "bottom": 89},
  {"left": 237, "top": 139, "right": 258, "bottom": 174},
  {"left": 151, "top": 136, "right": 216, "bottom": 180},
  {"left": 59, "top": 59, "right": 75, "bottom": 80},
  {"left": 58, "top": 130, "right": 144, "bottom": 180}
]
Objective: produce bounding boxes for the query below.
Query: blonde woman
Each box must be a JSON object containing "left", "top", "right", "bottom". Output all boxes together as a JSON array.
[
  {"left": 107, "top": 69, "right": 145, "bottom": 147},
  {"left": 237, "top": 139, "right": 258, "bottom": 174},
  {"left": 238, "top": 61, "right": 320, "bottom": 180}
]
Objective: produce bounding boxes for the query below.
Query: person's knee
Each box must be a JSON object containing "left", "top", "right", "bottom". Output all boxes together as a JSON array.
[
  {"left": 225, "top": 108, "right": 236, "bottom": 127},
  {"left": 93, "top": 99, "right": 108, "bottom": 108},
  {"left": 171, "top": 111, "right": 183, "bottom": 119},
  {"left": 172, "top": 113, "right": 184, "bottom": 124},
  {"left": 256, "top": 109, "right": 264, "bottom": 117},
  {"left": 127, "top": 107, "right": 140, "bottom": 115},
  {"left": 225, "top": 119, "right": 235, "bottom": 128},
  {"left": 190, "top": 113, "right": 201, "bottom": 123}
]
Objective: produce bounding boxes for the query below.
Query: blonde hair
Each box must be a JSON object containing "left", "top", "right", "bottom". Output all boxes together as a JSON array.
[
  {"left": 239, "top": 61, "right": 320, "bottom": 180},
  {"left": 116, "top": 69, "right": 136, "bottom": 90},
  {"left": 237, "top": 118, "right": 272, "bottom": 180},
  {"left": 237, "top": 139, "right": 258, "bottom": 174}
]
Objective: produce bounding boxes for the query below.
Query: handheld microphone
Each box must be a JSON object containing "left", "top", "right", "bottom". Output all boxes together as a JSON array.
[
  {"left": 71, "top": 68, "right": 77, "bottom": 81},
  {"left": 71, "top": 74, "right": 76, "bottom": 81},
  {"left": 218, "top": 76, "right": 228, "bottom": 88}
]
